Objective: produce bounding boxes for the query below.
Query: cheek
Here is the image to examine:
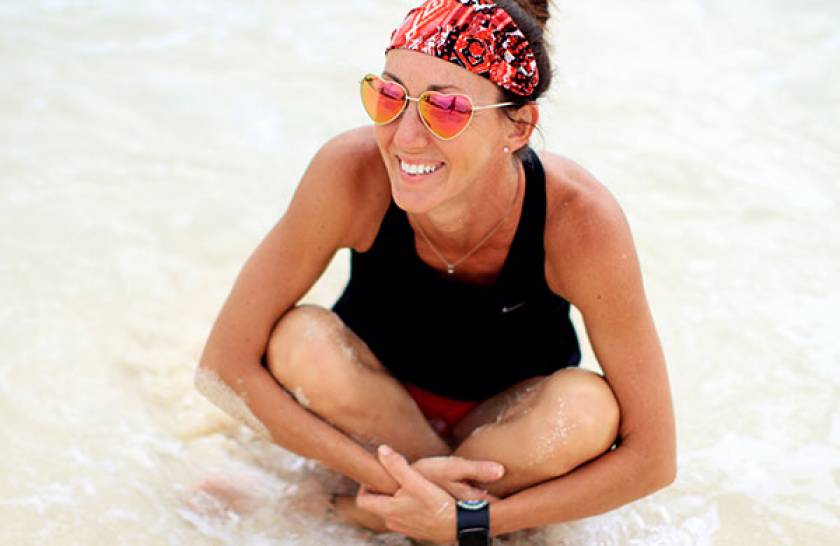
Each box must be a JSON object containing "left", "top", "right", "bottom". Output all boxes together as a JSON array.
[
  {"left": 373, "top": 127, "right": 396, "bottom": 166},
  {"left": 469, "top": 113, "right": 505, "bottom": 142},
  {"left": 373, "top": 125, "right": 393, "bottom": 146}
]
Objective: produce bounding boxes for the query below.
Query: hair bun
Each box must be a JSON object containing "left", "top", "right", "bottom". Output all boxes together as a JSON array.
[{"left": 512, "top": 0, "right": 551, "bottom": 30}]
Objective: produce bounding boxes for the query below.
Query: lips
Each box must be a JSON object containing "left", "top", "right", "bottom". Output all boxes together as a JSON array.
[{"left": 397, "top": 155, "right": 445, "bottom": 178}]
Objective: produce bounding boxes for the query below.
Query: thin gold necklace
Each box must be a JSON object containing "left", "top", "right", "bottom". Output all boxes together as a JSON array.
[{"left": 411, "top": 166, "right": 522, "bottom": 275}]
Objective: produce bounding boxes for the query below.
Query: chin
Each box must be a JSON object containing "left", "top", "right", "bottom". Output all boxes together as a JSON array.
[
  {"left": 389, "top": 173, "right": 448, "bottom": 214},
  {"left": 390, "top": 182, "right": 444, "bottom": 215}
]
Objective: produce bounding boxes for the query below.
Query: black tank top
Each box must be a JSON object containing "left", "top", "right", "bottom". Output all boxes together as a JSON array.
[{"left": 331, "top": 147, "right": 580, "bottom": 401}]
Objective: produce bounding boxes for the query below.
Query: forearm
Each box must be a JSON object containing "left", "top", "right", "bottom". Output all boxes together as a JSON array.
[
  {"left": 195, "top": 361, "right": 399, "bottom": 494},
  {"left": 490, "top": 444, "right": 675, "bottom": 536}
]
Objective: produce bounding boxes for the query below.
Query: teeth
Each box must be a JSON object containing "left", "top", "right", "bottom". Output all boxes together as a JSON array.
[{"left": 400, "top": 159, "right": 441, "bottom": 176}]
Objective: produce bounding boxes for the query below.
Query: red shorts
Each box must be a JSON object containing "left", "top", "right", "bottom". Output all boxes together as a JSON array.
[{"left": 403, "top": 382, "right": 480, "bottom": 438}]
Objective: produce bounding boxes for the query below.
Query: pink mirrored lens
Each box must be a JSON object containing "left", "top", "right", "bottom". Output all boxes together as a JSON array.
[
  {"left": 418, "top": 93, "right": 473, "bottom": 139},
  {"left": 360, "top": 75, "right": 406, "bottom": 124}
]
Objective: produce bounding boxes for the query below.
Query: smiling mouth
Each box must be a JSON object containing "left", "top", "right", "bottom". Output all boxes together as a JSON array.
[{"left": 398, "top": 156, "right": 445, "bottom": 177}]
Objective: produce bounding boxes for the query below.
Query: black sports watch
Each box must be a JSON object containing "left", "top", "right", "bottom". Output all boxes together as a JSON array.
[{"left": 456, "top": 499, "right": 491, "bottom": 546}]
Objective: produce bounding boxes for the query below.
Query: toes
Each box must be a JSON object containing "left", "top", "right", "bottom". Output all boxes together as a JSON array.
[{"left": 192, "top": 474, "right": 258, "bottom": 514}]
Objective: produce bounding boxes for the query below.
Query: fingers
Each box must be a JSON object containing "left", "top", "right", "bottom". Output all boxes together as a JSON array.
[
  {"left": 355, "top": 484, "right": 393, "bottom": 517},
  {"left": 448, "top": 481, "right": 500, "bottom": 503},
  {"left": 377, "top": 445, "right": 440, "bottom": 495},
  {"left": 415, "top": 455, "right": 506, "bottom": 483},
  {"left": 333, "top": 494, "right": 389, "bottom": 532},
  {"left": 444, "top": 456, "right": 506, "bottom": 483}
]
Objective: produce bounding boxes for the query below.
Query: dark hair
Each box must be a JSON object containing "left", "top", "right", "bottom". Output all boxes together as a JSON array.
[{"left": 494, "top": 0, "right": 554, "bottom": 161}]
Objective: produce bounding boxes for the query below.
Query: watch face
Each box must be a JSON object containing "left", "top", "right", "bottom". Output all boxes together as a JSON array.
[
  {"left": 456, "top": 499, "right": 489, "bottom": 511},
  {"left": 458, "top": 527, "right": 490, "bottom": 546}
]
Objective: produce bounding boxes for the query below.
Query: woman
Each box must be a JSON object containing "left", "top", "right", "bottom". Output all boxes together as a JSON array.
[{"left": 196, "top": 0, "right": 676, "bottom": 543}]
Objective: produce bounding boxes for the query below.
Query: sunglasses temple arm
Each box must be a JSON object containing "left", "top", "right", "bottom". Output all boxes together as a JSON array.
[{"left": 472, "top": 102, "right": 517, "bottom": 111}]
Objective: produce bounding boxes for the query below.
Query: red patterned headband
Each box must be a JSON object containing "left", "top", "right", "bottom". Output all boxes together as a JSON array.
[{"left": 385, "top": 0, "right": 540, "bottom": 97}]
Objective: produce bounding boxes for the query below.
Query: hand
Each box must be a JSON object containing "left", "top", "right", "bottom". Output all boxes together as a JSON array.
[
  {"left": 357, "top": 445, "right": 461, "bottom": 544},
  {"left": 411, "top": 455, "right": 505, "bottom": 503}
]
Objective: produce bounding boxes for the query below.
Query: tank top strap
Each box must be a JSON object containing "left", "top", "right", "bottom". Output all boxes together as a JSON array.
[
  {"left": 493, "top": 146, "right": 547, "bottom": 291},
  {"left": 360, "top": 192, "right": 413, "bottom": 261}
]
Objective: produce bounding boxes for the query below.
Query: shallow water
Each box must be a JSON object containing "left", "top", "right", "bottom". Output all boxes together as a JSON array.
[{"left": 1, "top": 0, "right": 838, "bottom": 544}]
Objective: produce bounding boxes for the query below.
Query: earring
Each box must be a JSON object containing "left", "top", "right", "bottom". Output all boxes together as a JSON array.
[{"left": 503, "top": 146, "right": 510, "bottom": 154}]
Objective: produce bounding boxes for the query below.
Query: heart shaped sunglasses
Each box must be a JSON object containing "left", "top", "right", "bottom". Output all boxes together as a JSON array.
[{"left": 359, "top": 73, "right": 515, "bottom": 141}]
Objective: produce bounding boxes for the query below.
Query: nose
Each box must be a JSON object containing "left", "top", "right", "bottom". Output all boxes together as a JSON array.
[{"left": 392, "top": 98, "right": 432, "bottom": 149}]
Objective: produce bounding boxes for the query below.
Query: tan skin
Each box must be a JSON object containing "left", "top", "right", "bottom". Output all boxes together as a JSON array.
[{"left": 196, "top": 49, "right": 675, "bottom": 543}]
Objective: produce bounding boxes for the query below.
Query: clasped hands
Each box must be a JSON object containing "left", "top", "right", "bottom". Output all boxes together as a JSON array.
[{"left": 355, "top": 444, "right": 505, "bottom": 544}]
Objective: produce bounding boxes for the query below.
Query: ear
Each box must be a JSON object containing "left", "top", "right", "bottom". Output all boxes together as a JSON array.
[{"left": 504, "top": 103, "right": 539, "bottom": 152}]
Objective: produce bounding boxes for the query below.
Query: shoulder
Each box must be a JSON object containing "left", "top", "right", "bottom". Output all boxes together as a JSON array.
[
  {"left": 315, "top": 125, "right": 386, "bottom": 195},
  {"left": 302, "top": 125, "right": 391, "bottom": 251},
  {"left": 320, "top": 124, "right": 380, "bottom": 162},
  {"left": 536, "top": 150, "right": 638, "bottom": 307}
]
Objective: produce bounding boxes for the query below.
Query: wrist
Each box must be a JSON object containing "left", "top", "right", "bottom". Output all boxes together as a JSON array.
[
  {"left": 486, "top": 497, "right": 522, "bottom": 538},
  {"left": 456, "top": 499, "right": 490, "bottom": 546}
]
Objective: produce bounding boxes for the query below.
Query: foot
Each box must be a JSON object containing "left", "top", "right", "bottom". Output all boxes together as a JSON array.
[{"left": 187, "top": 474, "right": 259, "bottom": 516}]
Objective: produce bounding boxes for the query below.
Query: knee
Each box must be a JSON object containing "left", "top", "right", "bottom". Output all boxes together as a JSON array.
[
  {"left": 265, "top": 305, "right": 360, "bottom": 409},
  {"left": 266, "top": 305, "right": 337, "bottom": 372},
  {"left": 566, "top": 369, "right": 619, "bottom": 433},
  {"left": 533, "top": 369, "right": 620, "bottom": 465}
]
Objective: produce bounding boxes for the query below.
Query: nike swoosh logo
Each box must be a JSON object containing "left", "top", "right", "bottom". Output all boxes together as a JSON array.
[{"left": 501, "top": 301, "right": 526, "bottom": 313}]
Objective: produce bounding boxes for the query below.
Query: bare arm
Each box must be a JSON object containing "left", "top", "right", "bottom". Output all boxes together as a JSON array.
[
  {"left": 195, "top": 127, "right": 400, "bottom": 494},
  {"left": 490, "top": 165, "right": 677, "bottom": 535}
]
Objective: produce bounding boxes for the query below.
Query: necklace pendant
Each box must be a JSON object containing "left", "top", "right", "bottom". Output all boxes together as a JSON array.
[{"left": 447, "top": 265, "right": 455, "bottom": 274}]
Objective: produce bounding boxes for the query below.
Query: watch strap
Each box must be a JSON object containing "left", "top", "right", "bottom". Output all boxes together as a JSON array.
[{"left": 457, "top": 500, "right": 490, "bottom": 546}]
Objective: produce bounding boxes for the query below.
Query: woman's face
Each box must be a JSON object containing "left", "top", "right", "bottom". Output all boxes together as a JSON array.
[{"left": 376, "top": 49, "right": 513, "bottom": 214}]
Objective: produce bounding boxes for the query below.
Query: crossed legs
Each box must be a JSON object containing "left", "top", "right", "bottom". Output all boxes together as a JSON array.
[{"left": 264, "top": 305, "right": 620, "bottom": 524}]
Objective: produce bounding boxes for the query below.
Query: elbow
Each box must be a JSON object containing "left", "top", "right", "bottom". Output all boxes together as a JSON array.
[
  {"left": 645, "top": 446, "right": 677, "bottom": 493},
  {"left": 660, "top": 430, "right": 678, "bottom": 487},
  {"left": 193, "top": 362, "right": 213, "bottom": 399},
  {"left": 195, "top": 358, "right": 209, "bottom": 378},
  {"left": 196, "top": 357, "right": 217, "bottom": 374},
  {"left": 194, "top": 359, "right": 226, "bottom": 400},
  {"left": 656, "top": 454, "right": 677, "bottom": 489},
  {"left": 637, "top": 459, "right": 676, "bottom": 498},
  {"left": 621, "top": 434, "right": 676, "bottom": 494},
  {"left": 195, "top": 341, "right": 235, "bottom": 388},
  {"left": 195, "top": 343, "right": 216, "bottom": 380}
]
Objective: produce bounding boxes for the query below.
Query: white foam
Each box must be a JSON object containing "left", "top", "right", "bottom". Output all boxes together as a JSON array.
[
  {"left": 297, "top": 306, "right": 361, "bottom": 365},
  {"left": 193, "top": 368, "right": 271, "bottom": 440}
]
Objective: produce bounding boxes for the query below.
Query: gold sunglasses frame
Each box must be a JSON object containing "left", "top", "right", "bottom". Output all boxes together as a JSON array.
[{"left": 360, "top": 73, "right": 515, "bottom": 141}]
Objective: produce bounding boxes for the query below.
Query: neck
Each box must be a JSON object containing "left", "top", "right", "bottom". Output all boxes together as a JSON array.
[{"left": 410, "top": 155, "right": 523, "bottom": 255}]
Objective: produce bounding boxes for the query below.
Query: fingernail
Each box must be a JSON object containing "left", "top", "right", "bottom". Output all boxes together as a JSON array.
[{"left": 378, "top": 444, "right": 393, "bottom": 456}]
